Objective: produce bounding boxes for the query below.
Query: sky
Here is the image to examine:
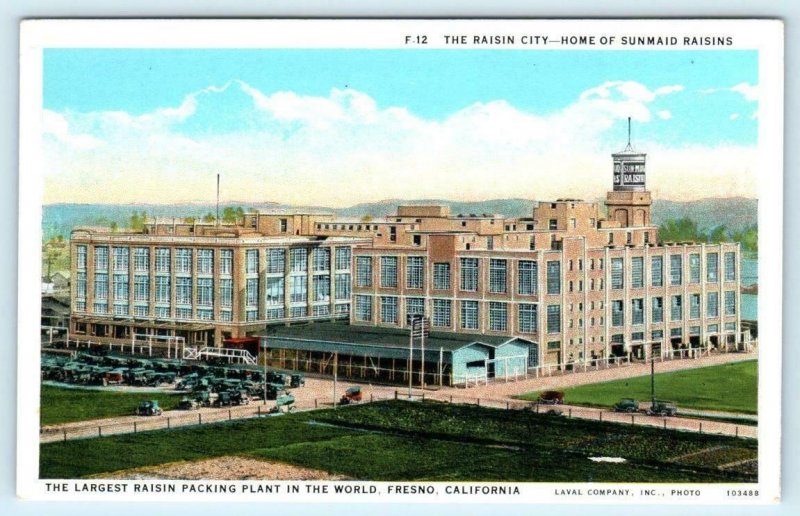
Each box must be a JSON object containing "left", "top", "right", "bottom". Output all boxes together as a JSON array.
[{"left": 42, "top": 49, "right": 759, "bottom": 206}]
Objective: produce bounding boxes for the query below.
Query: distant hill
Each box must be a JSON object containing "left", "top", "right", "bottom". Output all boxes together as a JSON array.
[{"left": 42, "top": 197, "right": 757, "bottom": 241}]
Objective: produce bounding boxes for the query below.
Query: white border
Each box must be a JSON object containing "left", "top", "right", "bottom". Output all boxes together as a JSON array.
[{"left": 17, "top": 18, "right": 784, "bottom": 503}]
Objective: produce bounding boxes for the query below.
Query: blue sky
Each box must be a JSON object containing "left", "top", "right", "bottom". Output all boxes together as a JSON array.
[{"left": 41, "top": 49, "right": 759, "bottom": 204}]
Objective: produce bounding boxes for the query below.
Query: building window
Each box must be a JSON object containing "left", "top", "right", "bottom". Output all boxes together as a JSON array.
[
  {"left": 196, "top": 278, "right": 213, "bottom": 307},
  {"left": 176, "top": 248, "right": 193, "bottom": 274},
  {"left": 356, "top": 257, "right": 373, "bottom": 287},
  {"left": 652, "top": 297, "right": 663, "bottom": 323},
  {"left": 280, "top": 218, "right": 288, "bottom": 232},
  {"left": 267, "top": 249, "right": 286, "bottom": 274},
  {"left": 220, "top": 249, "right": 233, "bottom": 275},
  {"left": 290, "top": 306, "right": 307, "bottom": 318},
  {"left": 177, "top": 307, "right": 193, "bottom": 320},
  {"left": 196, "top": 309, "right": 213, "bottom": 321},
  {"left": 725, "top": 291, "right": 736, "bottom": 315},
  {"left": 690, "top": 293, "right": 701, "bottom": 320},
  {"left": 176, "top": 277, "right": 193, "bottom": 305},
  {"left": 670, "top": 255, "right": 682, "bottom": 286},
  {"left": 549, "top": 219, "right": 557, "bottom": 230},
  {"left": 246, "top": 309, "right": 258, "bottom": 322},
  {"left": 380, "top": 256, "right": 398, "bottom": 288},
  {"left": 313, "top": 248, "right": 331, "bottom": 272},
  {"left": 313, "top": 305, "right": 330, "bottom": 317},
  {"left": 335, "top": 273, "right": 351, "bottom": 300},
  {"left": 432, "top": 299, "right": 452, "bottom": 328},
  {"left": 707, "top": 291, "right": 719, "bottom": 317},
  {"left": 632, "top": 298, "right": 644, "bottom": 325},
  {"left": 460, "top": 300, "right": 478, "bottom": 330},
  {"left": 220, "top": 310, "right": 233, "bottom": 322},
  {"left": 112, "top": 273, "right": 128, "bottom": 301},
  {"left": 489, "top": 302, "right": 508, "bottom": 332},
  {"left": 134, "top": 248, "right": 149, "bottom": 272},
  {"left": 76, "top": 272, "right": 87, "bottom": 299},
  {"left": 631, "top": 257, "right": 643, "bottom": 288},
  {"left": 220, "top": 278, "right": 233, "bottom": 308},
  {"left": 652, "top": 330, "right": 664, "bottom": 340},
  {"left": 155, "top": 306, "right": 170, "bottom": 319},
  {"left": 518, "top": 303, "right": 538, "bottom": 333},
  {"left": 689, "top": 253, "right": 701, "bottom": 284},
  {"left": 611, "top": 300, "right": 624, "bottom": 327},
  {"left": 724, "top": 322, "right": 737, "bottom": 332},
  {"left": 651, "top": 256, "right": 663, "bottom": 287},
  {"left": 433, "top": 263, "right": 451, "bottom": 290},
  {"left": 671, "top": 295, "right": 683, "bottom": 321},
  {"left": 93, "top": 302, "right": 108, "bottom": 314},
  {"left": 631, "top": 332, "right": 644, "bottom": 342},
  {"left": 94, "top": 246, "right": 108, "bottom": 271},
  {"left": 267, "top": 308, "right": 284, "bottom": 320},
  {"left": 407, "top": 297, "right": 425, "bottom": 317},
  {"left": 380, "top": 297, "right": 398, "bottom": 324},
  {"left": 155, "top": 248, "right": 170, "bottom": 273},
  {"left": 265, "top": 277, "right": 284, "bottom": 306},
  {"left": 133, "top": 305, "right": 148, "bottom": 317},
  {"left": 335, "top": 303, "right": 350, "bottom": 315},
  {"left": 112, "top": 247, "right": 129, "bottom": 272},
  {"left": 546, "top": 305, "right": 561, "bottom": 334},
  {"left": 155, "top": 276, "right": 170, "bottom": 304},
  {"left": 76, "top": 245, "right": 87, "bottom": 270},
  {"left": 355, "top": 295, "right": 372, "bottom": 322},
  {"left": 707, "top": 323, "right": 719, "bottom": 334},
  {"left": 707, "top": 252, "right": 719, "bottom": 282},
  {"left": 289, "top": 276, "right": 307, "bottom": 303},
  {"left": 290, "top": 248, "right": 307, "bottom": 273},
  {"left": 246, "top": 277, "right": 259, "bottom": 308},
  {"left": 460, "top": 258, "right": 479, "bottom": 292},
  {"left": 335, "top": 247, "right": 351, "bottom": 271},
  {"left": 725, "top": 252, "right": 737, "bottom": 281},
  {"left": 245, "top": 249, "right": 259, "bottom": 274},
  {"left": 670, "top": 328, "right": 683, "bottom": 338},
  {"left": 197, "top": 249, "right": 214, "bottom": 275},
  {"left": 406, "top": 256, "right": 424, "bottom": 289},
  {"left": 518, "top": 260, "right": 538, "bottom": 295},
  {"left": 546, "top": 261, "right": 561, "bottom": 295},
  {"left": 134, "top": 275, "right": 149, "bottom": 302},
  {"left": 313, "top": 275, "right": 331, "bottom": 302},
  {"left": 611, "top": 258, "right": 624, "bottom": 289},
  {"left": 489, "top": 259, "right": 507, "bottom": 294}
]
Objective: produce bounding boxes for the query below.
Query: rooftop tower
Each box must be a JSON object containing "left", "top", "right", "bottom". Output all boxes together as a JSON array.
[{"left": 606, "top": 118, "right": 652, "bottom": 228}]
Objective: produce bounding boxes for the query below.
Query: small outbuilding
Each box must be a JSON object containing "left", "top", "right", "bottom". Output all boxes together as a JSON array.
[{"left": 258, "top": 321, "right": 531, "bottom": 387}]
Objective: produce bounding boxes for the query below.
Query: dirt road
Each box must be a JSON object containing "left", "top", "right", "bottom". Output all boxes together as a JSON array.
[{"left": 40, "top": 352, "right": 757, "bottom": 443}]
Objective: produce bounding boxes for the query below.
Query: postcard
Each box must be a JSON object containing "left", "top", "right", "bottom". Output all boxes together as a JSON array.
[{"left": 18, "top": 18, "right": 783, "bottom": 503}]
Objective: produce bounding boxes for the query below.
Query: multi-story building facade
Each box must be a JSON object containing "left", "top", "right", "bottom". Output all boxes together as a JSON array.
[{"left": 69, "top": 139, "right": 742, "bottom": 368}]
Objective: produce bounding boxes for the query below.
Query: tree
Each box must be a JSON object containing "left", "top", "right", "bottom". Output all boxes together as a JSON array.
[
  {"left": 129, "top": 210, "right": 148, "bottom": 231},
  {"left": 360, "top": 214, "right": 374, "bottom": 223},
  {"left": 222, "top": 206, "right": 245, "bottom": 224},
  {"left": 183, "top": 216, "right": 197, "bottom": 224},
  {"left": 202, "top": 212, "right": 216, "bottom": 223}
]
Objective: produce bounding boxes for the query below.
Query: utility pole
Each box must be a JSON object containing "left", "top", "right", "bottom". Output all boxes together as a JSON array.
[
  {"left": 333, "top": 352, "right": 338, "bottom": 409},
  {"left": 650, "top": 357, "right": 656, "bottom": 408},
  {"left": 216, "top": 173, "right": 220, "bottom": 227},
  {"left": 408, "top": 324, "right": 413, "bottom": 399},
  {"left": 262, "top": 338, "right": 268, "bottom": 405}
]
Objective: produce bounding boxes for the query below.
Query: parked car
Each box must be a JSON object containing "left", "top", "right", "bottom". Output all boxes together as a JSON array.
[
  {"left": 647, "top": 400, "right": 678, "bottom": 417},
  {"left": 612, "top": 398, "right": 640, "bottom": 413},
  {"left": 537, "top": 390, "right": 565, "bottom": 405}
]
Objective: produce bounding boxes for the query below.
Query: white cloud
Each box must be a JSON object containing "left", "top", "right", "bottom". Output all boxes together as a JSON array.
[
  {"left": 730, "top": 113, "right": 740, "bottom": 121},
  {"left": 42, "top": 80, "right": 755, "bottom": 205},
  {"left": 42, "top": 110, "right": 103, "bottom": 150},
  {"left": 701, "top": 82, "right": 759, "bottom": 103}
]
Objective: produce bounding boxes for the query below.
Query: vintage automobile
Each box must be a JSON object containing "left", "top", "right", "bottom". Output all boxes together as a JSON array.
[
  {"left": 647, "top": 400, "right": 678, "bottom": 417},
  {"left": 537, "top": 390, "right": 565, "bottom": 405},
  {"left": 612, "top": 398, "right": 640, "bottom": 413}
]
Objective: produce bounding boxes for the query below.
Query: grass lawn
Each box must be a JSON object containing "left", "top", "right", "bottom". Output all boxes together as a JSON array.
[
  {"left": 41, "top": 385, "right": 186, "bottom": 426},
  {"left": 41, "top": 400, "right": 757, "bottom": 482},
  {"left": 516, "top": 360, "right": 757, "bottom": 414}
]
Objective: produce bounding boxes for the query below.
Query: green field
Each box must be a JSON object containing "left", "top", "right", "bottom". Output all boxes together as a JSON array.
[
  {"left": 517, "top": 360, "right": 757, "bottom": 414},
  {"left": 41, "top": 385, "right": 185, "bottom": 426},
  {"left": 41, "top": 400, "right": 757, "bottom": 482}
]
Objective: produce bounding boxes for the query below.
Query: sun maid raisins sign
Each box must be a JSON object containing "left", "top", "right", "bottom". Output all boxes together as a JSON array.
[{"left": 612, "top": 151, "right": 647, "bottom": 191}]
